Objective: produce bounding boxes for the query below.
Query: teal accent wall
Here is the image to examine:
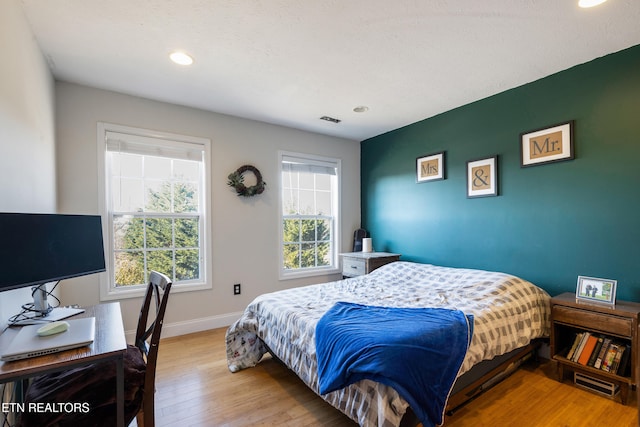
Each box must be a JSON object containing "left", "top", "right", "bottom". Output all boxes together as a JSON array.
[{"left": 361, "top": 45, "right": 640, "bottom": 301}]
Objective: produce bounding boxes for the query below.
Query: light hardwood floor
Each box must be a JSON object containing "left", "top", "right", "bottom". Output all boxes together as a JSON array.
[{"left": 153, "top": 328, "right": 638, "bottom": 426}]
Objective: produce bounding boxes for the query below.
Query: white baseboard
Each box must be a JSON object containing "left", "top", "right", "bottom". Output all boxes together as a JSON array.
[{"left": 125, "top": 311, "right": 244, "bottom": 343}]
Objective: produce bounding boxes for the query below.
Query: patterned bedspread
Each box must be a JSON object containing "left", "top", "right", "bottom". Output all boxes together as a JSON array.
[{"left": 226, "top": 262, "right": 550, "bottom": 426}]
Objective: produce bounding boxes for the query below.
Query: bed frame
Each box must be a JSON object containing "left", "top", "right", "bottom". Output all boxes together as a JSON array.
[
  {"left": 268, "top": 339, "right": 542, "bottom": 426},
  {"left": 399, "top": 340, "right": 542, "bottom": 426}
]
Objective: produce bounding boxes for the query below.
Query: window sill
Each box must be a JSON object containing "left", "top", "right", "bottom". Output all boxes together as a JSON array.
[
  {"left": 100, "top": 281, "right": 211, "bottom": 301},
  {"left": 279, "top": 266, "right": 341, "bottom": 281}
]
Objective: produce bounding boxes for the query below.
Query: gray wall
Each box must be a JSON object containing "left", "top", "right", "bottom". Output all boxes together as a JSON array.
[
  {"left": 1, "top": 0, "right": 360, "bottom": 337},
  {"left": 54, "top": 82, "right": 361, "bottom": 335},
  {"left": 0, "top": 0, "right": 56, "bottom": 329}
]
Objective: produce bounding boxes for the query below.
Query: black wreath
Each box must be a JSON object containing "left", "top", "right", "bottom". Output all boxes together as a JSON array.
[{"left": 227, "top": 165, "right": 266, "bottom": 197}]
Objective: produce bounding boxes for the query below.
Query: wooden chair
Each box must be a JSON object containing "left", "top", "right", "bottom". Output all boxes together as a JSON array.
[
  {"left": 134, "top": 270, "right": 172, "bottom": 427},
  {"left": 18, "top": 271, "right": 172, "bottom": 427}
]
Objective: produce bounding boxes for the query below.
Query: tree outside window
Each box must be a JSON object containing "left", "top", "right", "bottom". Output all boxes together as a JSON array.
[{"left": 280, "top": 152, "right": 340, "bottom": 277}]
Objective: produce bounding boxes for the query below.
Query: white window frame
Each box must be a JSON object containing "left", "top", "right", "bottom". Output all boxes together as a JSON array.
[
  {"left": 278, "top": 150, "right": 341, "bottom": 280},
  {"left": 97, "top": 122, "right": 212, "bottom": 300}
]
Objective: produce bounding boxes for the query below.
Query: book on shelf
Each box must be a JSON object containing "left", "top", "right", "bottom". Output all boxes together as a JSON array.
[
  {"left": 577, "top": 334, "right": 599, "bottom": 366},
  {"left": 616, "top": 344, "right": 632, "bottom": 376},
  {"left": 586, "top": 336, "right": 604, "bottom": 367},
  {"left": 566, "top": 332, "right": 583, "bottom": 360},
  {"left": 610, "top": 344, "right": 625, "bottom": 374},
  {"left": 601, "top": 343, "right": 622, "bottom": 373},
  {"left": 572, "top": 332, "right": 591, "bottom": 363},
  {"left": 593, "top": 337, "right": 612, "bottom": 370}
]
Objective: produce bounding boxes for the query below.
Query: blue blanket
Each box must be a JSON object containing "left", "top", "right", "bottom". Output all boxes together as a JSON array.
[{"left": 316, "top": 302, "right": 473, "bottom": 427}]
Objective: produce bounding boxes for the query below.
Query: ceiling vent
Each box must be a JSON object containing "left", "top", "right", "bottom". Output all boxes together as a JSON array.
[{"left": 320, "top": 116, "right": 341, "bottom": 123}]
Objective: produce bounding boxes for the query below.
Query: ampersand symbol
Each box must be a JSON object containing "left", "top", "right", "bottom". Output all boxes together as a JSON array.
[{"left": 473, "top": 169, "right": 489, "bottom": 188}]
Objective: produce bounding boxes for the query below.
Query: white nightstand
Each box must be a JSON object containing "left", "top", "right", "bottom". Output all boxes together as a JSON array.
[{"left": 339, "top": 252, "right": 400, "bottom": 278}]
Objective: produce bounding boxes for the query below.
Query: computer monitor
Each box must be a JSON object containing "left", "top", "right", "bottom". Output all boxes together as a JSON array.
[{"left": 0, "top": 213, "right": 106, "bottom": 321}]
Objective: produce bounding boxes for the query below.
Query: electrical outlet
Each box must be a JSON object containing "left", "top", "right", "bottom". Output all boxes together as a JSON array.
[{"left": 233, "top": 283, "right": 241, "bottom": 295}]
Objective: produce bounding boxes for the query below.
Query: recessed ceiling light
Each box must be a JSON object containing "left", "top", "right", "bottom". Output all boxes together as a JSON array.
[
  {"left": 169, "top": 51, "right": 194, "bottom": 66},
  {"left": 353, "top": 106, "right": 369, "bottom": 113},
  {"left": 578, "top": 0, "right": 607, "bottom": 8}
]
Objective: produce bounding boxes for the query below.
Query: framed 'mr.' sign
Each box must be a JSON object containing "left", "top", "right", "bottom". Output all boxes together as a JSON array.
[{"left": 520, "top": 120, "right": 574, "bottom": 167}]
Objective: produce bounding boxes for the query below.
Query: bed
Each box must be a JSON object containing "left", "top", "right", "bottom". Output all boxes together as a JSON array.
[{"left": 226, "top": 261, "right": 550, "bottom": 426}]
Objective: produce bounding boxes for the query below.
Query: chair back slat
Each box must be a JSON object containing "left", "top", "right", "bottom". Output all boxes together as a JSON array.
[
  {"left": 135, "top": 271, "right": 171, "bottom": 357},
  {"left": 134, "top": 270, "right": 172, "bottom": 427}
]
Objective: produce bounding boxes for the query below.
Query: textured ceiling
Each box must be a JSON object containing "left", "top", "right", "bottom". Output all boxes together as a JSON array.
[{"left": 19, "top": 0, "right": 640, "bottom": 141}]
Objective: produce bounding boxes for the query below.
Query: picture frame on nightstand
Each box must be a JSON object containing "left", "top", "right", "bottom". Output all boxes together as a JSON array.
[{"left": 576, "top": 275, "right": 617, "bottom": 306}]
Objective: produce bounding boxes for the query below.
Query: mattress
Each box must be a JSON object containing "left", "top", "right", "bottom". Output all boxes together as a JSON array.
[{"left": 226, "top": 261, "right": 551, "bottom": 426}]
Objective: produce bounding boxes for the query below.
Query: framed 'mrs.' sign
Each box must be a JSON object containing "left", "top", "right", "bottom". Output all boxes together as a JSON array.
[{"left": 416, "top": 151, "right": 445, "bottom": 183}]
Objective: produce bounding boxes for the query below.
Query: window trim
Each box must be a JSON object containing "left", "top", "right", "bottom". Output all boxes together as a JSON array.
[
  {"left": 97, "top": 122, "right": 212, "bottom": 300},
  {"left": 278, "top": 150, "right": 341, "bottom": 280}
]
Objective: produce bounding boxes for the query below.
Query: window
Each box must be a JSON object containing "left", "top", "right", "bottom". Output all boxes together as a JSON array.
[
  {"left": 98, "top": 123, "right": 211, "bottom": 299},
  {"left": 279, "top": 151, "right": 341, "bottom": 279}
]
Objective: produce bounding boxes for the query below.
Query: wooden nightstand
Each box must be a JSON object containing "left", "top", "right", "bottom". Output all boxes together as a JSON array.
[
  {"left": 550, "top": 292, "right": 640, "bottom": 404},
  {"left": 339, "top": 252, "right": 400, "bottom": 278}
]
